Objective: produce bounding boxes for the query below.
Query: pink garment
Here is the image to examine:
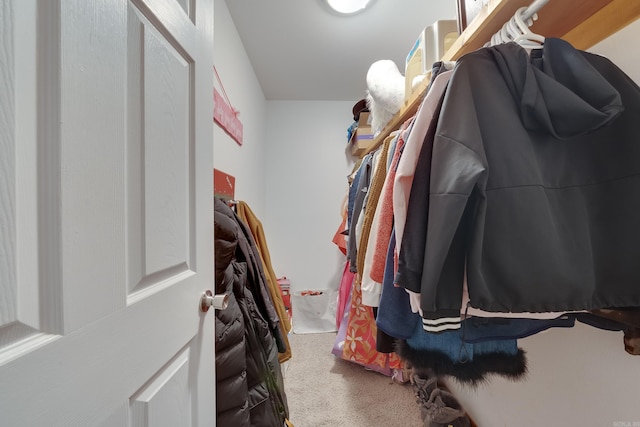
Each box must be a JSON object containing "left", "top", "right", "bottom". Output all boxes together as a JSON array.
[
  {"left": 337, "top": 260, "right": 356, "bottom": 329},
  {"left": 390, "top": 72, "right": 453, "bottom": 314},
  {"left": 393, "top": 71, "right": 453, "bottom": 263}
]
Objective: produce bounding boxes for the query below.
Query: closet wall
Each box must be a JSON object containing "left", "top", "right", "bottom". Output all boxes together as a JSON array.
[
  {"left": 214, "top": 0, "right": 357, "bottom": 294},
  {"left": 213, "top": 0, "right": 268, "bottom": 217},
  {"left": 216, "top": 0, "right": 640, "bottom": 423},
  {"left": 264, "top": 101, "right": 355, "bottom": 295},
  {"left": 588, "top": 19, "right": 640, "bottom": 82}
]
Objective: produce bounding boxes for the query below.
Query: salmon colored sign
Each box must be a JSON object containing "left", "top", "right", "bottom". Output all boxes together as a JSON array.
[
  {"left": 214, "top": 88, "right": 243, "bottom": 146},
  {"left": 213, "top": 168, "right": 236, "bottom": 200}
]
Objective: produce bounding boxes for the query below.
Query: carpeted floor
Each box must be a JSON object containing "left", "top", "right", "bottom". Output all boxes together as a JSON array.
[{"left": 282, "top": 332, "right": 423, "bottom": 427}]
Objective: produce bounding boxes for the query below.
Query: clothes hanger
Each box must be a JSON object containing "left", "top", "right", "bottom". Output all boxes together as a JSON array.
[
  {"left": 498, "top": 15, "right": 524, "bottom": 44},
  {"left": 484, "top": 3, "right": 546, "bottom": 49},
  {"left": 511, "top": 7, "right": 545, "bottom": 49},
  {"left": 485, "top": 15, "right": 521, "bottom": 46}
]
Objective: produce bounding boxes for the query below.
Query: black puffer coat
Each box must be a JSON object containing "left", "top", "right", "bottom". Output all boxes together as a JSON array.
[
  {"left": 214, "top": 199, "right": 289, "bottom": 426},
  {"left": 215, "top": 205, "right": 249, "bottom": 426}
]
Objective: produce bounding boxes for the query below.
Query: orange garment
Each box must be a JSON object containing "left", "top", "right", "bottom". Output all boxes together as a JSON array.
[
  {"left": 356, "top": 135, "right": 393, "bottom": 275},
  {"left": 370, "top": 118, "right": 413, "bottom": 282},
  {"left": 235, "top": 201, "right": 292, "bottom": 363}
]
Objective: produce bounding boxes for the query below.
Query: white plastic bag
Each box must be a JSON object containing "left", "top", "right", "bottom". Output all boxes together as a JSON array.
[{"left": 291, "top": 290, "right": 338, "bottom": 334}]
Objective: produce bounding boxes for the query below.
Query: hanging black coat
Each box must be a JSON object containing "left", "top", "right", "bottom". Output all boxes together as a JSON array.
[
  {"left": 398, "top": 38, "right": 640, "bottom": 330},
  {"left": 214, "top": 199, "right": 289, "bottom": 426}
]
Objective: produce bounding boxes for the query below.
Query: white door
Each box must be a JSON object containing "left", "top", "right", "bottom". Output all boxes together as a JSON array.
[{"left": 0, "top": 0, "right": 216, "bottom": 425}]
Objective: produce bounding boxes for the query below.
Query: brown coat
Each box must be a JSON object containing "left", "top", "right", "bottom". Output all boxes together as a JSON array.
[{"left": 236, "top": 201, "right": 292, "bottom": 363}]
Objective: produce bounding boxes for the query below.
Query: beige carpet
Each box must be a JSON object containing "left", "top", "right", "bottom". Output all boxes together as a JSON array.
[{"left": 282, "top": 332, "right": 423, "bottom": 427}]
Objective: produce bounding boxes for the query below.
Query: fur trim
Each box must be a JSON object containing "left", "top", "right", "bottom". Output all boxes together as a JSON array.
[{"left": 395, "top": 340, "right": 528, "bottom": 386}]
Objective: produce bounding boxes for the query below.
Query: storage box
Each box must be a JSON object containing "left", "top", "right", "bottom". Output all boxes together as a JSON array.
[
  {"left": 405, "top": 20, "right": 459, "bottom": 99},
  {"left": 349, "top": 112, "right": 374, "bottom": 156}
]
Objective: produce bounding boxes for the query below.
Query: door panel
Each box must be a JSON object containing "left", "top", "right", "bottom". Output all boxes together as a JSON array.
[
  {"left": 130, "top": 346, "right": 192, "bottom": 427},
  {"left": 173, "top": 0, "right": 193, "bottom": 21},
  {"left": 59, "top": 0, "right": 127, "bottom": 333},
  {"left": 96, "top": 402, "right": 129, "bottom": 427},
  {"left": 0, "top": 0, "right": 18, "bottom": 335},
  {"left": 0, "top": 0, "right": 215, "bottom": 425},
  {"left": 0, "top": 0, "right": 55, "bottom": 361},
  {"left": 127, "top": 1, "right": 194, "bottom": 299},
  {"left": 1, "top": 289, "right": 208, "bottom": 426}
]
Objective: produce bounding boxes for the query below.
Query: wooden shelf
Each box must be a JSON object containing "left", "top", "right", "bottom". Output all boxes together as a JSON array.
[{"left": 360, "top": 0, "right": 640, "bottom": 157}]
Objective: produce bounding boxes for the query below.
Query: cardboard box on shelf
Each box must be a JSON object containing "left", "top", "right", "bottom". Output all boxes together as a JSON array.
[{"left": 349, "top": 112, "right": 374, "bottom": 156}]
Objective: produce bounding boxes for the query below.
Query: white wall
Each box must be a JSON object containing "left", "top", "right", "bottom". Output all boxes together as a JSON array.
[
  {"left": 213, "top": 0, "right": 268, "bottom": 218},
  {"left": 213, "top": 0, "right": 356, "bottom": 293},
  {"left": 263, "top": 101, "right": 355, "bottom": 292},
  {"left": 589, "top": 19, "right": 640, "bottom": 84},
  {"left": 446, "top": 20, "right": 640, "bottom": 427}
]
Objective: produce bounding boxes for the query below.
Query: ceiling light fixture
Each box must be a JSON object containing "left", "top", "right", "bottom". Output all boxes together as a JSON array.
[{"left": 325, "top": 0, "right": 374, "bottom": 15}]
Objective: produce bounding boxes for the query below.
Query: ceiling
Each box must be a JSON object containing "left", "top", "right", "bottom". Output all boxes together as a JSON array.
[{"left": 224, "top": 0, "right": 459, "bottom": 102}]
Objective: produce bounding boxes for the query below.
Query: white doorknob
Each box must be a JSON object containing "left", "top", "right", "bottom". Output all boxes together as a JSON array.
[{"left": 200, "top": 290, "right": 229, "bottom": 312}]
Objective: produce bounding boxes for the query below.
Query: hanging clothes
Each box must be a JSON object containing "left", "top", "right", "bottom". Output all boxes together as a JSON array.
[
  {"left": 332, "top": 149, "right": 405, "bottom": 376},
  {"left": 361, "top": 123, "right": 412, "bottom": 307},
  {"left": 357, "top": 132, "right": 397, "bottom": 301},
  {"left": 346, "top": 153, "right": 373, "bottom": 272},
  {"left": 332, "top": 258, "right": 405, "bottom": 375},
  {"left": 393, "top": 68, "right": 453, "bottom": 272},
  {"left": 214, "top": 199, "right": 289, "bottom": 426},
  {"left": 353, "top": 34, "right": 640, "bottom": 386},
  {"left": 235, "top": 201, "right": 293, "bottom": 363},
  {"left": 398, "top": 38, "right": 640, "bottom": 331},
  {"left": 393, "top": 68, "right": 453, "bottom": 314}
]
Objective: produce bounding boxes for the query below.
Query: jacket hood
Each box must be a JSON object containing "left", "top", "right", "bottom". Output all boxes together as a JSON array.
[{"left": 490, "top": 38, "right": 623, "bottom": 139}]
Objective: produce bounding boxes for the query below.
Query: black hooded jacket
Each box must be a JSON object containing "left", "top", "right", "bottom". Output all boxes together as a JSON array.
[{"left": 398, "top": 38, "right": 640, "bottom": 329}]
